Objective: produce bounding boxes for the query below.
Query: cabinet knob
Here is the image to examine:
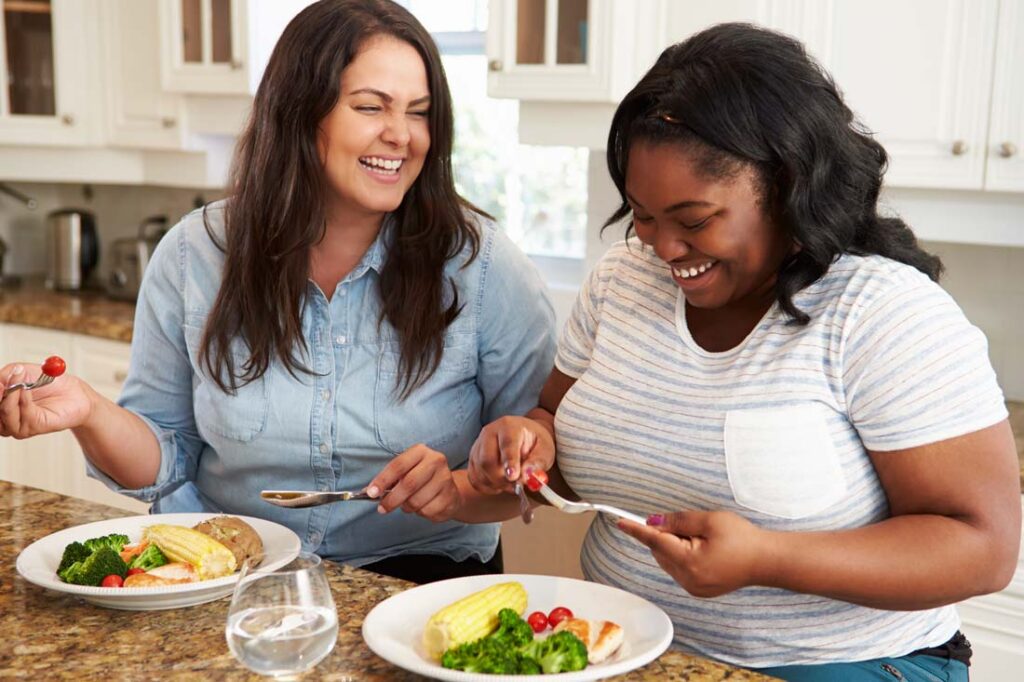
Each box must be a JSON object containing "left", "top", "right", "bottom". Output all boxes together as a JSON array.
[
  {"left": 61, "top": 114, "right": 74, "bottom": 126},
  {"left": 161, "top": 117, "right": 177, "bottom": 129},
  {"left": 488, "top": 59, "right": 504, "bottom": 72},
  {"left": 951, "top": 140, "right": 968, "bottom": 156},
  {"left": 230, "top": 59, "right": 244, "bottom": 70},
  {"left": 998, "top": 141, "right": 1018, "bottom": 159},
  {"left": 113, "top": 370, "right": 128, "bottom": 383}
]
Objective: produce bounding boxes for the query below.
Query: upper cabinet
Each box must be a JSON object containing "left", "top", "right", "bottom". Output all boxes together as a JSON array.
[
  {"left": 159, "top": 0, "right": 314, "bottom": 95},
  {"left": 486, "top": 0, "right": 660, "bottom": 101},
  {"left": 763, "top": 0, "right": 1008, "bottom": 191},
  {"left": 986, "top": 0, "right": 1024, "bottom": 191},
  {"left": 0, "top": 0, "right": 102, "bottom": 146}
]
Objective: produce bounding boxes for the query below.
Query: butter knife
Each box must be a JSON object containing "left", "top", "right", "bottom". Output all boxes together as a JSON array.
[{"left": 260, "top": 489, "right": 392, "bottom": 509}]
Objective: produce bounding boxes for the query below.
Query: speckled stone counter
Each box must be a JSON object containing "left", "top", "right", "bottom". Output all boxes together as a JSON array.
[
  {"left": 0, "top": 280, "right": 135, "bottom": 342},
  {"left": 0, "top": 482, "right": 775, "bottom": 681},
  {"left": 1010, "top": 402, "right": 1024, "bottom": 491}
]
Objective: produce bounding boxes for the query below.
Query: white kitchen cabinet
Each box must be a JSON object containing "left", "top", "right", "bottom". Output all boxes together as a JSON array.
[
  {"left": 158, "top": 0, "right": 314, "bottom": 95},
  {"left": 100, "top": 0, "right": 186, "bottom": 150},
  {"left": 0, "top": 324, "right": 147, "bottom": 513},
  {"left": 0, "top": 0, "right": 103, "bottom": 146},
  {"left": 985, "top": 0, "right": 1024, "bottom": 191},
  {"left": 486, "top": 0, "right": 661, "bottom": 102},
  {"left": 765, "top": 0, "right": 998, "bottom": 191}
]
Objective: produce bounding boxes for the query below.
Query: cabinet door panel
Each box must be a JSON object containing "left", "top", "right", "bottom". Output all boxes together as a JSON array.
[
  {"left": 763, "top": 0, "right": 997, "bottom": 190},
  {"left": 0, "top": 0, "right": 102, "bottom": 146},
  {"left": 986, "top": 0, "right": 1024, "bottom": 191},
  {"left": 102, "top": 0, "right": 185, "bottom": 150},
  {"left": 0, "top": 325, "right": 78, "bottom": 497}
]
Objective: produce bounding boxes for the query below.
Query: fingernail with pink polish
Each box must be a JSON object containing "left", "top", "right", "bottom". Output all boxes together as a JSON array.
[
  {"left": 366, "top": 485, "right": 380, "bottom": 498},
  {"left": 647, "top": 514, "right": 665, "bottom": 526},
  {"left": 505, "top": 466, "right": 515, "bottom": 480}
]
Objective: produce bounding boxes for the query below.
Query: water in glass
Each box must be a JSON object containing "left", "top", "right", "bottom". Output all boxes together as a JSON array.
[{"left": 225, "top": 553, "right": 338, "bottom": 679}]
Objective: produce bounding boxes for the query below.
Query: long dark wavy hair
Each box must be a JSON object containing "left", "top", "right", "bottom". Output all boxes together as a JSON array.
[
  {"left": 202, "top": 0, "right": 484, "bottom": 395},
  {"left": 605, "top": 22, "right": 942, "bottom": 324}
]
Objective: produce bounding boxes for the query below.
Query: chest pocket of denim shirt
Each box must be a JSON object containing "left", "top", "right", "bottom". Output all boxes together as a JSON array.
[
  {"left": 183, "top": 324, "right": 269, "bottom": 443},
  {"left": 374, "top": 336, "right": 475, "bottom": 454},
  {"left": 724, "top": 404, "right": 848, "bottom": 519}
]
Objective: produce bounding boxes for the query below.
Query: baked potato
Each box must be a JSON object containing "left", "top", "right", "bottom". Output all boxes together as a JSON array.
[{"left": 192, "top": 516, "right": 264, "bottom": 569}]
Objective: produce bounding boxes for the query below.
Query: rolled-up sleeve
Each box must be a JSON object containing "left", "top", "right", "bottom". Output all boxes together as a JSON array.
[
  {"left": 475, "top": 228, "right": 557, "bottom": 424},
  {"left": 85, "top": 221, "right": 204, "bottom": 501}
]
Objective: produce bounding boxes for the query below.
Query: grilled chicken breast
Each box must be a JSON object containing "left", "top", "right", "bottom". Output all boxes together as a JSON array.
[{"left": 553, "top": 617, "right": 625, "bottom": 663}]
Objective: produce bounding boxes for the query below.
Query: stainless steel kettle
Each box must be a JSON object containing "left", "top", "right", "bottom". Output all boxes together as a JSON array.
[{"left": 46, "top": 209, "right": 98, "bottom": 290}]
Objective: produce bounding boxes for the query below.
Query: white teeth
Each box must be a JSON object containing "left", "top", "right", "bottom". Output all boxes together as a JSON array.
[
  {"left": 360, "top": 157, "right": 403, "bottom": 172},
  {"left": 672, "top": 260, "right": 717, "bottom": 279}
]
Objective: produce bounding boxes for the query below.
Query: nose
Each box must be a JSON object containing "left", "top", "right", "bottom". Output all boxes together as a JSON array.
[
  {"left": 651, "top": 224, "right": 691, "bottom": 264},
  {"left": 381, "top": 112, "right": 411, "bottom": 148}
]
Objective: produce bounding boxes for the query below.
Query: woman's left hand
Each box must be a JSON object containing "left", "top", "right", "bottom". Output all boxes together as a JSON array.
[
  {"left": 366, "top": 444, "right": 462, "bottom": 523},
  {"left": 617, "top": 510, "right": 771, "bottom": 598}
]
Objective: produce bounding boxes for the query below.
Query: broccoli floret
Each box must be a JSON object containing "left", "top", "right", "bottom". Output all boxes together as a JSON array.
[
  {"left": 441, "top": 638, "right": 541, "bottom": 674},
  {"left": 128, "top": 543, "right": 168, "bottom": 571},
  {"left": 520, "top": 631, "right": 589, "bottom": 674},
  {"left": 82, "top": 533, "right": 130, "bottom": 554},
  {"left": 56, "top": 541, "right": 91, "bottom": 578},
  {"left": 490, "top": 608, "right": 534, "bottom": 648},
  {"left": 60, "top": 546, "right": 128, "bottom": 586}
]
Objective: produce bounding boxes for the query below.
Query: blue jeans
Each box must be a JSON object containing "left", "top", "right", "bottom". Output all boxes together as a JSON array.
[{"left": 755, "top": 655, "right": 968, "bottom": 681}]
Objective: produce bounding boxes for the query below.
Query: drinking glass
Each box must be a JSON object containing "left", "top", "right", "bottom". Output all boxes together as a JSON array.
[{"left": 225, "top": 552, "right": 339, "bottom": 679}]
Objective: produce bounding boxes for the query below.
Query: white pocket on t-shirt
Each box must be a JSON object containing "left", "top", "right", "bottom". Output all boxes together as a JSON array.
[{"left": 724, "top": 404, "right": 848, "bottom": 519}]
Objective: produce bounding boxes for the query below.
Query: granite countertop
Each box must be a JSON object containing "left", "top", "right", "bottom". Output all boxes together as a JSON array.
[
  {"left": 0, "top": 279, "right": 135, "bottom": 342},
  {"left": 0, "top": 482, "right": 775, "bottom": 681}
]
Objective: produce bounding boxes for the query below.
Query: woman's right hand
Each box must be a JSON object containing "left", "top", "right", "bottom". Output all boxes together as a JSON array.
[
  {"left": 0, "top": 362, "right": 94, "bottom": 439},
  {"left": 467, "top": 415, "right": 555, "bottom": 495}
]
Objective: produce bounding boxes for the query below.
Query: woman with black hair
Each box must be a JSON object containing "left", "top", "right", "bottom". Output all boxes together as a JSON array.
[
  {"left": 467, "top": 23, "right": 1019, "bottom": 679},
  {"left": 0, "top": 0, "right": 555, "bottom": 585}
]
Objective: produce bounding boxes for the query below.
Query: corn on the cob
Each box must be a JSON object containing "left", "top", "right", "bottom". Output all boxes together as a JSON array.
[
  {"left": 422, "top": 581, "right": 528, "bottom": 659},
  {"left": 144, "top": 524, "right": 236, "bottom": 580}
]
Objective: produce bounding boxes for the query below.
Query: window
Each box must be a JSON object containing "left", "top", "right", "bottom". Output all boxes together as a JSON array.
[{"left": 402, "top": 0, "right": 589, "bottom": 259}]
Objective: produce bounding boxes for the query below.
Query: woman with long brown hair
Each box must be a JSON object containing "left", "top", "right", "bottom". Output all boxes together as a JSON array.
[{"left": 0, "top": 0, "right": 555, "bottom": 584}]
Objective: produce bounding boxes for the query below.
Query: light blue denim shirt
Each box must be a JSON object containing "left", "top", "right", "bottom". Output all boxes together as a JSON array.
[{"left": 87, "top": 201, "right": 556, "bottom": 566}]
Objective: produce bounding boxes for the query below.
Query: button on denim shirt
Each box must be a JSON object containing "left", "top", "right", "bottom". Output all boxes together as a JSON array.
[{"left": 87, "top": 201, "right": 556, "bottom": 566}]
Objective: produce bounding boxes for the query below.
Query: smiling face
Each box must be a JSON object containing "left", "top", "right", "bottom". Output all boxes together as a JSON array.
[
  {"left": 317, "top": 34, "right": 431, "bottom": 223},
  {"left": 625, "top": 140, "right": 792, "bottom": 313}
]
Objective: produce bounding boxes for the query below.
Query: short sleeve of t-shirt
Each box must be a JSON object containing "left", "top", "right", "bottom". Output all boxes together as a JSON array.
[
  {"left": 554, "top": 244, "right": 620, "bottom": 378},
  {"left": 843, "top": 271, "right": 1007, "bottom": 451}
]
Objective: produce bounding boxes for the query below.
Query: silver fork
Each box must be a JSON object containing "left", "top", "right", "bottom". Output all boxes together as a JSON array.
[
  {"left": 530, "top": 476, "right": 647, "bottom": 525},
  {"left": 2, "top": 373, "right": 55, "bottom": 399}
]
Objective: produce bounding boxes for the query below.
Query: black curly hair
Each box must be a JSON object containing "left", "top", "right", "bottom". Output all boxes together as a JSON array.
[{"left": 604, "top": 22, "right": 942, "bottom": 324}]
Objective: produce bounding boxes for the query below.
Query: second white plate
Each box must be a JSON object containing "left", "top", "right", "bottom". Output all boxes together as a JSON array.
[
  {"left": 362, "top": 573, "right": 674, "bottom": 681},
  {"left": 15, "top": 512, "right": 301, "bottom": 610}
]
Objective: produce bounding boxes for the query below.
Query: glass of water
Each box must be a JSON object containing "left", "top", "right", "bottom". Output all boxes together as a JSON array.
[{"left": 225, "top": 552, "right": 338, "bottom": 679}]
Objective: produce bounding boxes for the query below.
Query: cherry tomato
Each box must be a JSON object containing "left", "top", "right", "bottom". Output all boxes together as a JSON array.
[
  {"left": 41, "top": 355, "right": 66, "bottom": 378},
  {"left": 524, "top": 469, "right": 549, "bottom": 492},
  {"left": 547, "top": 606, "right": 573, "bottom": 627},
  {"left": 526, "top": 611, "right": 549, "bottom": 633},
  {"left": 126, "top": 568, "right": 146, "bottom": 576},
  {"left": 101, "top": 574, "right": 124, "bottom": 588}
]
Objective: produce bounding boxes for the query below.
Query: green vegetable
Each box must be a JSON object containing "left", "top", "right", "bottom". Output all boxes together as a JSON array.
[
  {"left": 440, "top": 608, "right": 587, "bottom": 675},
  {"left": 82, "top": 533, "right": 130, "bottom": 554},
  {"left": 128, "top": 544, "right": 168, "bottom": 571},
  {"left": 520, "top": 630, "right": 589, "bottom": 674},
  {"left": 59, "top": 546, "right": 129, "bottom": 586},
  {"left": 56, "top": 541, "right": 91, "bottom": 576}
]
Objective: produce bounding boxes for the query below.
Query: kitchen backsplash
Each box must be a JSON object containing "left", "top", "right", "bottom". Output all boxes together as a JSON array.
[{"left": 1, "top": 181, "right": 1022, "bottom": 400}]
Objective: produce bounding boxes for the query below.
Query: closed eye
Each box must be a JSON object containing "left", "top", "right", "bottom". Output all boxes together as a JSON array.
[{"left": 682, "top": 216, "right": 712, "bottom": 230}]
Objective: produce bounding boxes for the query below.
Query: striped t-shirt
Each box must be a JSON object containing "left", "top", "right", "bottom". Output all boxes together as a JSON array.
[{"left": 554, "top": 239, "right": 1008, "bottom": 667}]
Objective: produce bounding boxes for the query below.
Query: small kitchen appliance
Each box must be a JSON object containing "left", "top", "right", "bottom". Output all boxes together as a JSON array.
[
  {"left": 107, "top": 215, "right": 168, "bottom": 301},
  {"left": 46, "top": 209, "right": 98, "bottom": 291}
]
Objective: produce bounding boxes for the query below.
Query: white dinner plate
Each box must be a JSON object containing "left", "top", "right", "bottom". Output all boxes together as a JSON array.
[
  {"left": 15, "top": 513, "right": 301, "bottom": 611},
  {"left": 362, "top": 573, "right": 674, "bottom": 681}
]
